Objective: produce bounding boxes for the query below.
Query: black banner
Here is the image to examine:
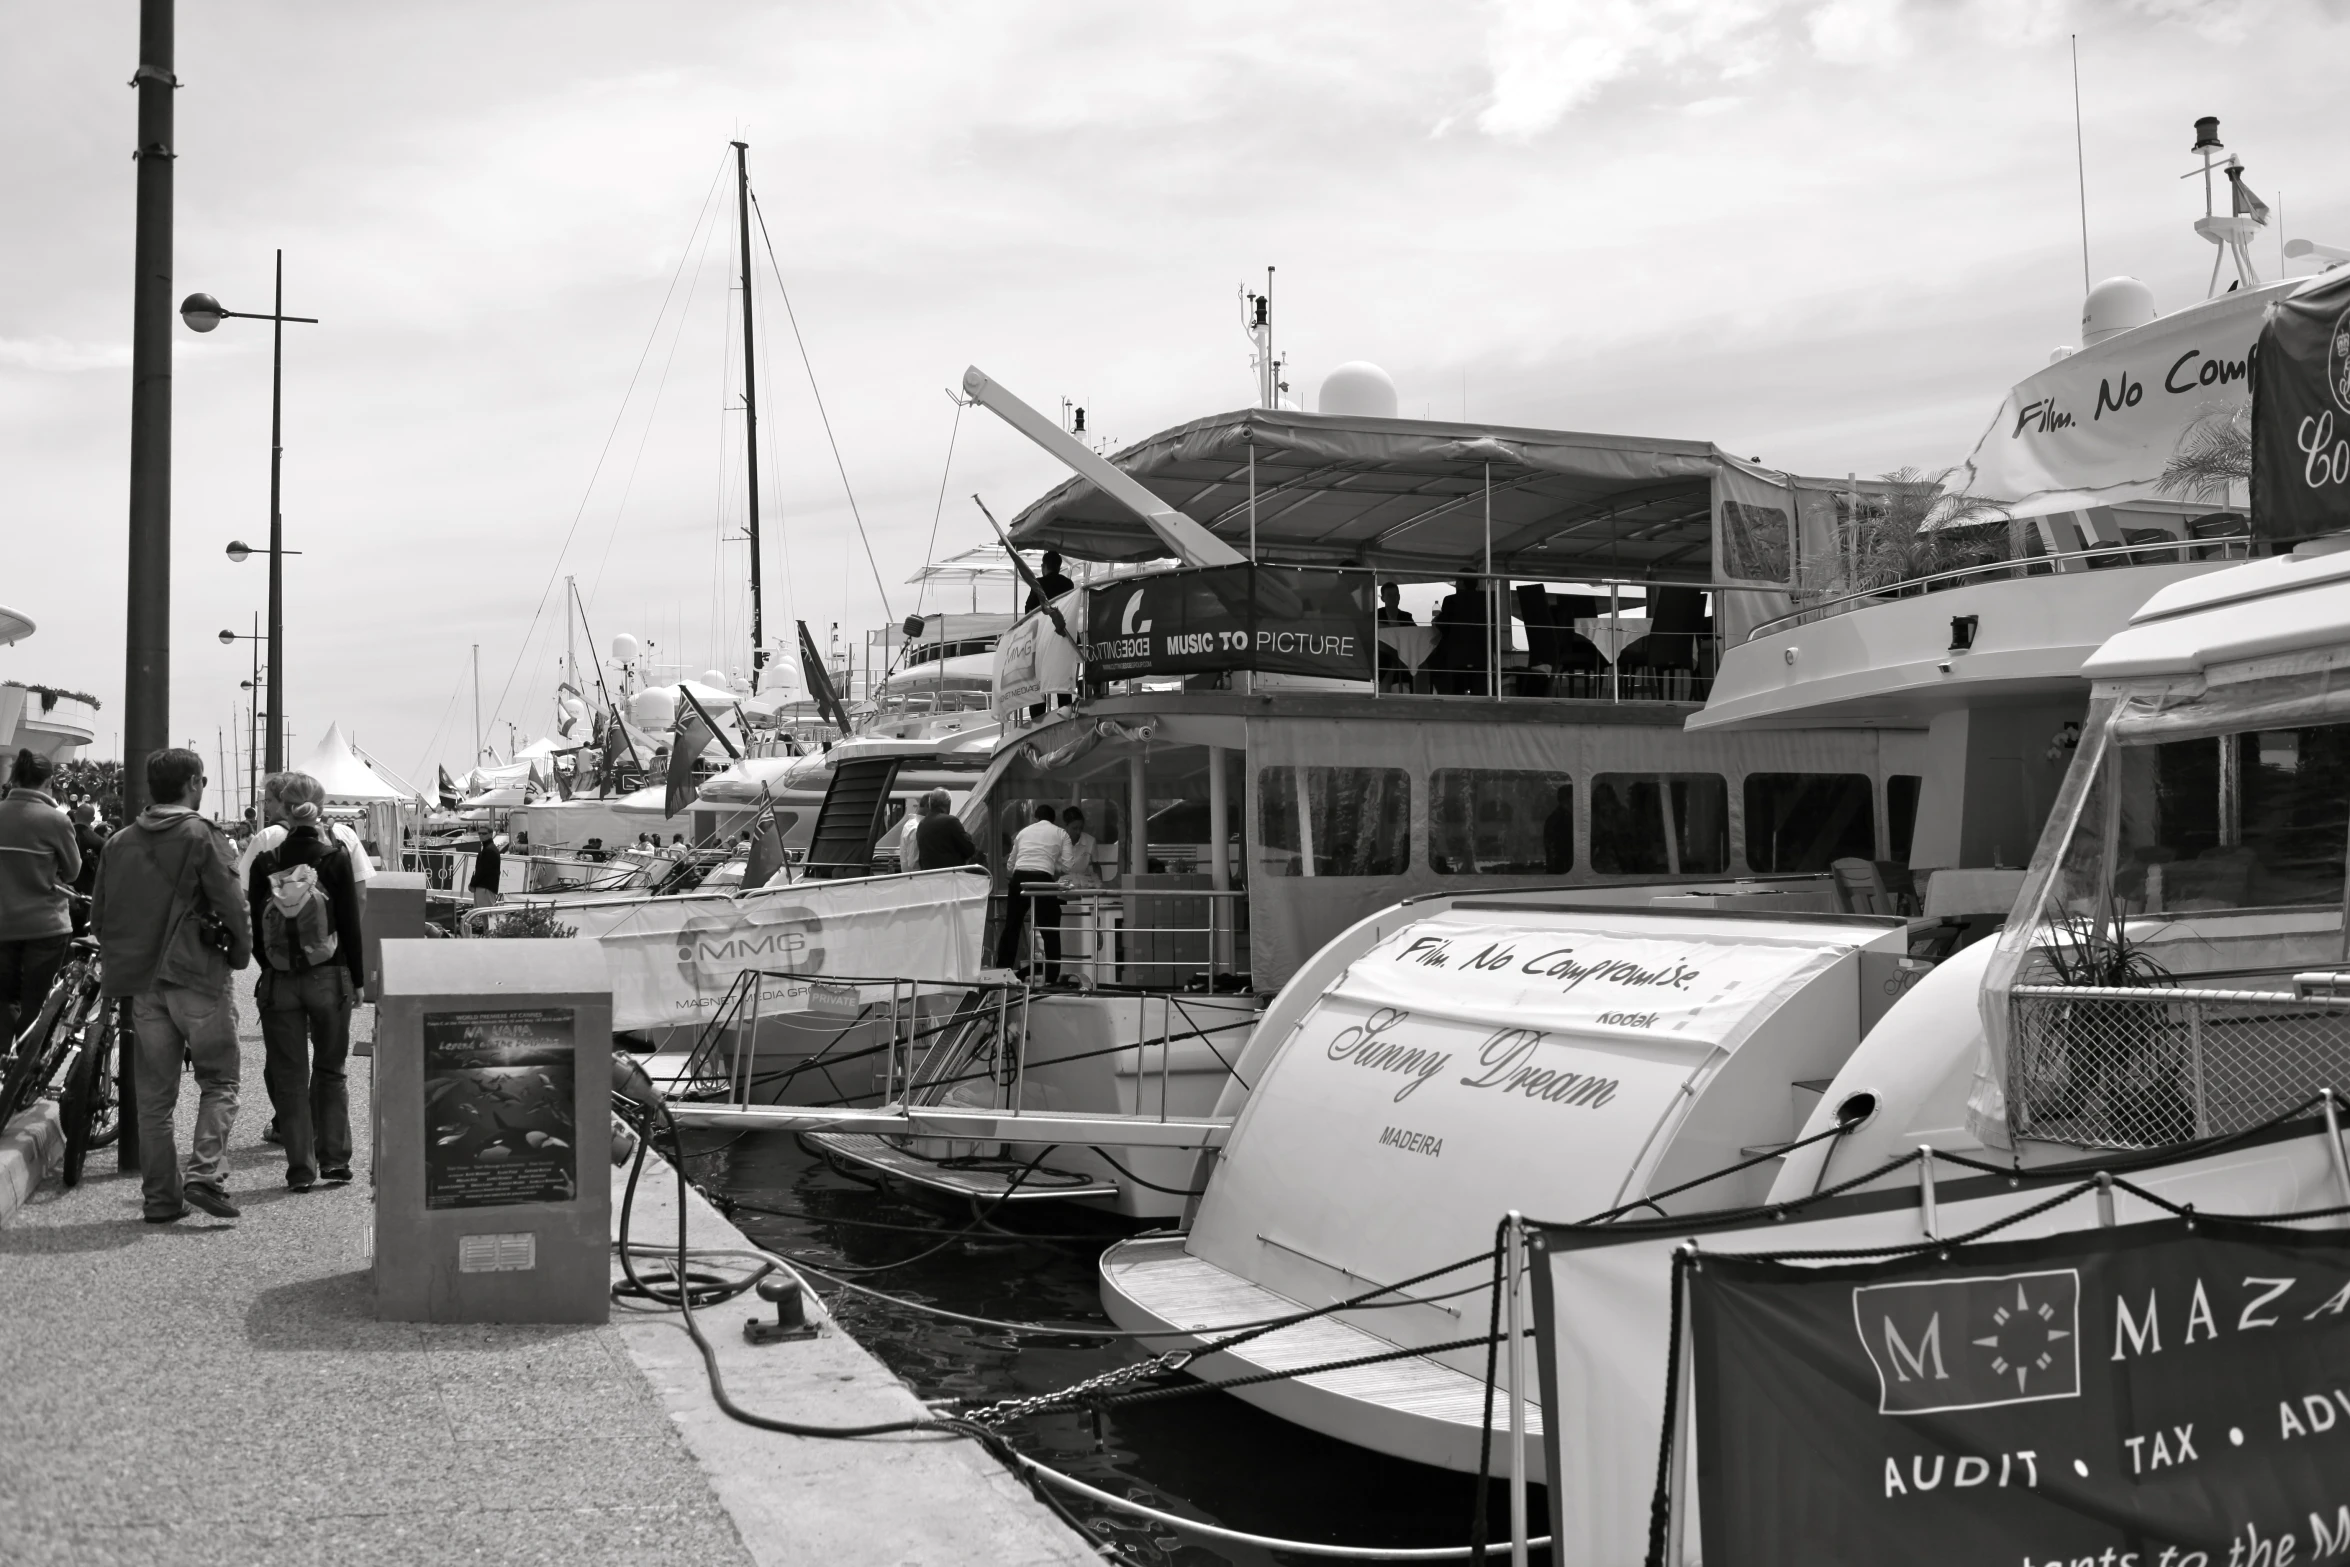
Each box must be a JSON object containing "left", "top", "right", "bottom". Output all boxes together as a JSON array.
[
  {"left": 2252, "top": 266, "right": 2350, "bottom": 548},
  {"left": 422, "top": 1007, "right": 579, "bottom": 1209},
  {"left": 1083, "top": 564, "right": 1372, "bottom": 682},
  {"left": 1689, "top": 1220, "right": 2350, "bottom": 1567}
]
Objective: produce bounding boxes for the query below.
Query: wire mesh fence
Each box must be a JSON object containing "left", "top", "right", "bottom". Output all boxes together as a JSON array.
[{"left": 2010, "top": 982, "right": 2350, "bottom": 1149}]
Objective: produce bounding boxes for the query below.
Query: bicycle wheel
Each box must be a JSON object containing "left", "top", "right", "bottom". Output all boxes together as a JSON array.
[
  {"left": 74, "top": 1001, "right": 122, "bottom": 1154},
  {"left": 58, "top": 1027, "right": 101, "bottom": 1187},
  {"left": 0, "top": 979, "right": 75, "bottom": 1127}
]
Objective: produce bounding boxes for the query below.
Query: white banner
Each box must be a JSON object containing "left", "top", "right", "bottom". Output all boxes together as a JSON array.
[
  {"left": 1957, "top": 280, "right": 2294, "bottom": 518},
  {"left": 553, "top": 867, "right": 990, "bottom": 1032}
]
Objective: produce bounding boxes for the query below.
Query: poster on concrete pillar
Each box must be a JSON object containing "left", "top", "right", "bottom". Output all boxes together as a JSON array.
[
  {"left": 422, "top": 1007, "right": 579, "bottom": 1209},
  {"left": 1684, "top": 1219, "right": 2350, "bottom": 1567}
]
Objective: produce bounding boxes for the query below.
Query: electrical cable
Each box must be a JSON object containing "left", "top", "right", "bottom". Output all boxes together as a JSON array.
[{"left": 1086, "top": 1146, "right": 1203, "bottom": 1198}]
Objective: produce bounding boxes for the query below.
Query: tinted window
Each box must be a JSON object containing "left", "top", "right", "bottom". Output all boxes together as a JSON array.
[
  {"left": 1887, "top": 775, "right": 1922, "bottom": 863},
  {"left": 1430, "top": 770, "right": 1573, "bottom": 875},
  {"left": 1589, "top": 773, "right": 1729, "bottom": 876},
  {"left": 1743, "top": 773, "right": 1876, "bottom": 873},
  {"left": 1256, "top": 766, "right": 1410, "bottom": 877},
  {"left": 2116, "top": 729, "right": 2350, "bottom": 910}
]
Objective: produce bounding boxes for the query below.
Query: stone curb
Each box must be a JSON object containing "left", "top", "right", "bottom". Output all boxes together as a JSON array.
[{"left": 0, "top": 1100, "right": 63, "bottom": 1226}]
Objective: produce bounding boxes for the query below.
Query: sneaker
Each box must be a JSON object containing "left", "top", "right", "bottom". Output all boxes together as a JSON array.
[
  {"left": 286, "top": 1171, "right": 316, "bottom": 1193},
  {"left": 183, "top": 1183, "right": 241, "bottom": 1220},
  {"left": 321, "top": 1166, "right": 353, "bottom": 1185},
  {"left": 143, "top": 1206, "right": 189, "bottom": 1224}
]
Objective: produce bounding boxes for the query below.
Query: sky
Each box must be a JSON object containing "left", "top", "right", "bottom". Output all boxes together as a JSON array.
[{"left": 3, "top": 0, "right": 2344, "bottom": 795}]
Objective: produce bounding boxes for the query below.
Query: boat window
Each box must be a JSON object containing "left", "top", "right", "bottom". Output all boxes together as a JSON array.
[
  {"left": 1743, "top": 773, "right": 1875, "bottom": 873},
  {"left": 1886, "top": 775, "right": 1922, "bottom": 863},
  {"left": 1255, "top": 766, "right": 1410, "bottom": 877},
  {"left": 1429, "top": 769, "right": 1573, "bottom": 875},
  {"left": 1589, "top": 773, "right": 1729, "bottom": 876},
  {"left": 2109, "top": 728, "right": 2350, "bottom": 913}
]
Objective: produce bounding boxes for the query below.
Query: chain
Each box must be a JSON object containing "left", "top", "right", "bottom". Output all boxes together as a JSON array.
[{"left": 957, "top": 1348, "right": 1194, "bottom": 1428}]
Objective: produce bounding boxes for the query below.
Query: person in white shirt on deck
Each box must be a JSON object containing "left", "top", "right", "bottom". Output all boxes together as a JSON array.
[{"left": 995, "top": 803, "right": 1073, "bottom": 983}]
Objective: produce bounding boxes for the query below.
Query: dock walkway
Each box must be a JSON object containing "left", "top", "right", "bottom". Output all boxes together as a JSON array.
[{"left": 0, "top": 976, "right": 1099, "bottom": 1566}]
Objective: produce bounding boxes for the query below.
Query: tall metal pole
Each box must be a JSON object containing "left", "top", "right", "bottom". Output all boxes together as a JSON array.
[
  {"left": 123, "top": 0, "right": 176, "bottom": 815},
  {"left": 471, "top": 643, "right": 481, "bottom": 764},
  {"left": 265, "top": 247, "right": 286, "bottom": 772},
  {"left": 248, "top": 612, "right": 259, "bottom": 814},
  {"left": 731, "top": 141, "right": 766, "bottom": 693}
]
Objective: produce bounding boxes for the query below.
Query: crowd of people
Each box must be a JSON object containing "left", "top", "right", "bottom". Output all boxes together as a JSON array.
[{"left": 0, "top": 746, "right": 367, "bottom": 1223}]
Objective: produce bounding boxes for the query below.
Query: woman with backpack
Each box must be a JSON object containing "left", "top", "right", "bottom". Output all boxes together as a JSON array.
[{"left": 245, "top": 772, "right": 365, "bottom": 1191}]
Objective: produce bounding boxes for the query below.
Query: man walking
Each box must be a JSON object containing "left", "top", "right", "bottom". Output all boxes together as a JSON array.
[
  {"left": 91, "top": 749, "right": 251, "bottom": 1222},
  {"left": 0, "top": 749, "right": 81, "bottom": 1044},
  {"left": 469, "top": 825, "right": 502, "bottom": 907},
  {"left": 993, "top": 803, "right": 1071, "bottom": 984},
  {"left": 247, "top": 774, "right": 363, "bottom": 1191}
]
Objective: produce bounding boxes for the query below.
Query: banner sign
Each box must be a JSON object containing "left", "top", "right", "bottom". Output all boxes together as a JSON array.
[
  {"left": 1688, "top": 1219, "right": 2350, "bottom": 1567},
  {"left": 551, "top": 867, "right": 988, "bottom": 1032},
  {"left": 1083, "top": 564, "right": 1373, "bottom": 682},
  {"left": 1958, "top": 281, "right": 2292, "bottom": 519},
  {"left": 2252, "top": 268, "right": 2350, "bottom": 548}
]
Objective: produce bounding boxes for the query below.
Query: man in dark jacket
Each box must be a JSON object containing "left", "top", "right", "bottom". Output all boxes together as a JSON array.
[
  {"left": 911, "top": 789, "right": 975, "bottom": 872},
  {"left": 91, "top": 749, "right": 252, "bottom": 1222},
  {"left": 247, "top": 774, "right": 364, "bottom": 1190},
  {"left": 0, "top": 749, "right": 80, "bottom": 1043}
]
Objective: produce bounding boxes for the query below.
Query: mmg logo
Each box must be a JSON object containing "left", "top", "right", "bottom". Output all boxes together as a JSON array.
[
  {"left": 1853, "top": 1269, "right": 2081, "bottom": 1416},
  {"left": 674, "top": 908, "right": 823, "bottom": 986}
]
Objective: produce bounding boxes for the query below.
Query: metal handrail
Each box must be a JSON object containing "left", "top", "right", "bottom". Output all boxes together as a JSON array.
[
  {"left": 2008, "top": 981, "right": 2333, "bottom": 1006},
  {"left": 1742, "top": 536, "right": 2250, "bottom": 644}
]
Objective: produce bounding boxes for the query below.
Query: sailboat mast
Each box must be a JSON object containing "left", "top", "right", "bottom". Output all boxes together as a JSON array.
[{"left": 731, "top": 140, "right": 766, "bottom": 694}]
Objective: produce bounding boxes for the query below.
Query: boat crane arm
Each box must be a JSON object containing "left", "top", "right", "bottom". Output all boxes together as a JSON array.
[{"left": 961, "top": 365, "right": 1245, "bottom": 569}]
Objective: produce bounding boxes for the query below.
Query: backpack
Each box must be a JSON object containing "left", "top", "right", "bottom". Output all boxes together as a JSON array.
[{"left": 262, "top": 859, "right": 339, "bottom": 972}]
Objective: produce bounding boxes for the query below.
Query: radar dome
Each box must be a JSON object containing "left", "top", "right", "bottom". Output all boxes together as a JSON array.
[
  {"left": 1316, "top": 362, "right": 1398, "bottom": 419},
  {"left": 628, "top": 687, "right": 676, "bottom": 731},
  {"left": 611, "top": 632, "right": 640, "bottom": 663},
  {"left": 2081, "top": 277, "right": 2157, "bottom": 347}
]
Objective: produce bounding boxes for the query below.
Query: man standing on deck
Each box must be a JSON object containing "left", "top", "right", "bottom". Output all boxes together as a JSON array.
[
  {"left": 469, "top": 826, "right": 502, "bottom": 908},
  {"left": 994, "top": 803, "right": 1071, "bottom": 983},
  {"left": 1024, "top": 551, "right": 1075, "bottom": 612},
  {"left": 92, "top": 749, "right": 252, "bottom": 1223},
  {"left": 912, "top": 790, "right": 974, "bottom": 872}
]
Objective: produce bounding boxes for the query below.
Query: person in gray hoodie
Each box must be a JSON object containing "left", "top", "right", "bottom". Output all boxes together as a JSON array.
[
  {"left": 91, "top": 749, "right": 252, "bottom": 1222},
  {"left": 0, "top": 748, "right": 80, "bottom": 1044}
]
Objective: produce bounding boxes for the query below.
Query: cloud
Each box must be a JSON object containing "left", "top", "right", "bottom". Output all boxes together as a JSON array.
[
  {"left": 1477, "top": 0, "right": 1778, "bottom": 138},
  {"left": 0, "top": 337, "right": 130, "bottom": 372}
]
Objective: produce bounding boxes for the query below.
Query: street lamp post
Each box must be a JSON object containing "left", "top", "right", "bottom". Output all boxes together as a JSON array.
[
  {"left": 220, "top": 618, "right": 260, "bottom": 818},
  {"left": 182, "top": 250, "right": 316, "bottom": 773}
]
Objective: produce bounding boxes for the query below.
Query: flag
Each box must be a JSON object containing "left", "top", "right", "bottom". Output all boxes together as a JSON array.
[
  {"left": 437, "top": 765, "right": 461, "bottom": 809},
  {"left": 663, "top": 684, "right": 741, "bottom": 818},
  {"left": 2227, "top": 163, "right": 2271, "bottom": 225},
  {"left": 797, "top": 621, "right": 852, "bottom": 732},
  {"left": 742, "top": 797, "right": 786, "bottom": 890},
  {"left": 972, "top": 495, "right": 1071, "bottom": 640},
  {"left": 554, "top": 682, "right": 590, "bottom": 740}
]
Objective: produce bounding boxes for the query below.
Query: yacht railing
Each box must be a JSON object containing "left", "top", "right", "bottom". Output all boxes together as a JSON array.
[
  {"left": 1743, "top": 536, "right": 2252, "bottom": 644},
  {"left": 2008, "top": 979, "right": 2350, "bottom": 1150},
  {"left": 1014, "top": 885, "right": 1249, "bottom": 993}
]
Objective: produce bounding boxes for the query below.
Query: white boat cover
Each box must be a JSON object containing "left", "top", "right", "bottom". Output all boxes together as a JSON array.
[{"left": 553, "top": 867, "right": 989, "bottom": 1032}]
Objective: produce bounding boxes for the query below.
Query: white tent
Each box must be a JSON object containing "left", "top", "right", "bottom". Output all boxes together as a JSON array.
[{"left": 297, "top": 723, "right": 408, "bottom": 803}]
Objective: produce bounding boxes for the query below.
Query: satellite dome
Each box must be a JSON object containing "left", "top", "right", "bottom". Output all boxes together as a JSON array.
[
  {"left": 2081, "top": 277, "right": 2157, "bottom": 347},
  {"left": 611, "top": 632, "right": 640, "bottom": 663},
  {"left": 1316, "top": 361, "right": 1399, "bottom": 419},
  {"left": 629, "top": 687, "right": 676, "bottom": 731},
  {"left": 700, "top": 669, "right": 731, "bottom": 692}
]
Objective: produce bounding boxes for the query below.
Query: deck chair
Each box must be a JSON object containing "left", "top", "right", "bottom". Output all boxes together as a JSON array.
[
  {"left": 1873, "top": 860, "right": 1921, "bottom": 917},
  {"left": 1830, "top": 857, "right": 1891, "bottom": 916}
]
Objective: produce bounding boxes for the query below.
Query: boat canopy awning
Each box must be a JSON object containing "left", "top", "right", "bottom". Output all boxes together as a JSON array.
[{"left": 1006, "top": 407, "right": 1771, "bottom": 584}]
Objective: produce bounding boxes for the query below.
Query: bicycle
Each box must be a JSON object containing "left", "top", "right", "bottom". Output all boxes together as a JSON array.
[{"left": 0, "top": 931, "right": 123, "bottom": 1186}]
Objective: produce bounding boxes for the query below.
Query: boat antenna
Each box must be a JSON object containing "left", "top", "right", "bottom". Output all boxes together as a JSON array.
[
  {"left": 2069, "top": 34, "right": 2090, "bottom": 296},
  {"left": 731, "top": 141, "right": 767, "bottom": 694}
]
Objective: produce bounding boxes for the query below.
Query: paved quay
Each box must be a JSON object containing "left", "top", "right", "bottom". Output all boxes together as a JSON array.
[{"left": 0, "top": 975, "right": 1100, "bottom": 1566}]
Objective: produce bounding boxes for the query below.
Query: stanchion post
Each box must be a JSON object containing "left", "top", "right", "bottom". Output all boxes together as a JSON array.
[
  {"left": 1666, "top": 1243, "right": 1697, "bottom": 1567},
  {"left": 1917, "top": 1143, "right": 1938, "bottom": 1239},
  {"left": 1506, "top": 1208, "right": 1529, "bottom": 1567},
  {"left": 2323, "top": 1089, "right": 2350, "bottom": 1210}
]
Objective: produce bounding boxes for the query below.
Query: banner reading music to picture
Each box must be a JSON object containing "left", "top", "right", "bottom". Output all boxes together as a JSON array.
[
  {"left": 1083, "top": 564, "right": 1373, "bottom": 682},
  {"left": 1686, "top": 1219, "right": 2350, "bottom": 1567}
]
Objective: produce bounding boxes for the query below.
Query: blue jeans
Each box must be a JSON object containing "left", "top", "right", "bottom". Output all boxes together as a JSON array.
[
  {"left": 258, "top": 966, "right": 354, "bottom": 1181},
  {"left": 130, "top": 984, "right": 239, "bottom": 1217}
]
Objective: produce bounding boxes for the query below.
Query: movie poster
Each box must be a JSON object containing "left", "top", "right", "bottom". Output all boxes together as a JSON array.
[{"left": 422, "top": 1007, "right": 578, "bottom": 1209}]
